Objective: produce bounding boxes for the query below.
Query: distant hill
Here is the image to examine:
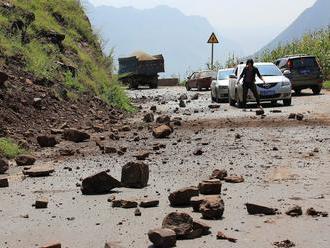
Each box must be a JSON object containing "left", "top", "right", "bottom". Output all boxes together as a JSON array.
[
  {"left": 258, "top": 0, "right": 330, "bottom": 53},
  {"left": 83, "top": 2, "right": 242, "bottom": 77}
]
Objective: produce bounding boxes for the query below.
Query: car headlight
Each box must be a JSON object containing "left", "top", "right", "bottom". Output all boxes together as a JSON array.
[{"left": 281, "top": 81, "right": 290, "bottom": 86}]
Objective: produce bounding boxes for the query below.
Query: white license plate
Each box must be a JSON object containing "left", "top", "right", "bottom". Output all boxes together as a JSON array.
[{"left": 260, "top": 90, "right": 275, "bottom": 96}]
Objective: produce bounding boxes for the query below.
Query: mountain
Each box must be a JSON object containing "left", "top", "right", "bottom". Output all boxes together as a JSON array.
[
  {"left": 258, "top": 0, "right": 330, "bottom": 53},
  {"left": 83, "top": 2, "right": 243, "bottom": 77}
]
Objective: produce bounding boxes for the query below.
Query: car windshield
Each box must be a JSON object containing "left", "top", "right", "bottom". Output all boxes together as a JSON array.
[
  {"left": 199, "top": 71, "right": 217, "bottom": 79},
  {"left": 217, "top": 69, "right": 234, "bottom": 80},
  {"left": 256, "top": 64, "right": 282, "bottom": 76}
]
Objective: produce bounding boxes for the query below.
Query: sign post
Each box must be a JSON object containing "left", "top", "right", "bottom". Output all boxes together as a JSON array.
[{"left": 207, "top": 32, "right": 219, "bottom": 70}]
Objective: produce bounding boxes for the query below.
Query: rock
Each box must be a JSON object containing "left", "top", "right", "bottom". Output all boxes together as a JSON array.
[
  {"left": 190, "top": 195, "right": 219, "bottom": 212},
  {"left": 121, "top": 162, "right": 149, "bottom": 188},
  {"left": 285, "top": 206, "right": 303, "bottom": 217},
  {"left": 81, "top": 171, "right": 121, "bottom": 195},
  {"left": 24, "top": 166, "right": 55, "bottom": 177},
  {"left": 0, "top": 158, "right": 9, "bottom": 174},
  {"left": 199, "top": 197, "right": 225, "bottom": 220},
  {"left": 63, "top": 128, "right": 90, "bottom": 143},
  {"left": 271, "top": 109, "right": 282, "bottom": 113},
  {"left": 59, "top": 148, "right": 75, "bottom": 156},
  {"left": 153, "top": 125, "right": 172, "bottom": 139},
  {"left": 0, "top": 71, "right": 9, "bottom": 87},
  {"left": 306, "top": 207, "right": 328, "bottom": 217},
  {"left": 140, "top": 199, "right": 159, "bottom": 208},
  {"left": 288, "top": 113, "right": 296, "bottom": 119},
  {"left": 210, "top": 169, "right": 228, "bottom": 180},
  {"left": 134, "top": 208, "right": 141, "bottom": 216},
  {"left": 256, "top": 109, "right": 265, "bottom": 115},
  {"left": 246, "top": 203, "right": 278, "bottom": 215},
  {"left": 133, "top": 151, "right": 150, "bottom": 160},
  {"left": 104, "top": 146, "right": 117, "bottom": 154},
  {"left": 224, "top": 175, "right": 244, "bottom": 183},
  {"left": 121, "top": 200, "right": 138, "bottom": 209},
  {"left": 192, "top": 220, "right": 210, "bottom": 235},
  {"left": 104, "top": 241, "right": 123, "bottom": 248},
  {"left": 148, "top": 228, "right": 177, "bottom": 248},
  {"left": 93, "top": 124, "right": 105, "bottom": 133},
  {"left": 120, "top": 126, "right": 131, "bottom": 132},
  {"left": 273, "top": 239, "right": 296, "bottom": 248},
  {"left": 235, "top": 133, "right": 242, "bottom": 139},
  {"left": 208, "top": 104, "right": 220, "bottom": 109},
  {"left": 15, "top": 155, "right": 36, "bottom": 166},
  {"left": 191, "top": 93, "right": 199, "bottom": 100},
  {"left": 173, "top": 120, "right": 181, "bottom": 126},
  {"left": 216, "top": 231, "right": 237, "bottom": 243},
  {"left": 198, "top": 179, "right": 222, "bottom": 195},
  {"left": 193, "top": 148, "right": 204, "bottom": 156},
  {"left": 33, "top": 98, "right": 42, "bottom": 109},
  {"left": 168, "top": 186, "right": 199, "bottom": 207},
  {"left": 156, "top": 115, "right": 171, "bottom": 124},
  {"left": 296, "top": 113, "right": 304, "bottom": 121},
  {"left": 162, "top": 212, "right": 193, "bottom": 238},
  {"left": 112, "top": 200, "right": 123, "bottom": 208},
  {"left": 143, "top": 113, "right": 154, "bottom": 123},
  {"left": 0, "top": 178, "right": 9, "bottom": 188},
  {"left": 37, "top": 135, "right": 57, "bottom": 147},
  {"left": 40, "top": 242, "right": 61, "bottom": 248},
  {"left": 150, "top": 105, "right": 157, "bottom": 112},
  {"left": 35, "top": 197, "right": 48, "bottom": 209},
  {"left": 179, "top": 100, "right": 186, "bottom": 108},
  {"left": 178, "top": 93, "right": 188, "bottom": 101}
]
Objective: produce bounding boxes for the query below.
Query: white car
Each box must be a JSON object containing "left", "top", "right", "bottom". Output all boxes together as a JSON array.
[
  {"left": 211, "top": 68, "right": 234, "bottom": 102},
  {"left": 228, "top": 62, "right": 292, "bottom": 107}
]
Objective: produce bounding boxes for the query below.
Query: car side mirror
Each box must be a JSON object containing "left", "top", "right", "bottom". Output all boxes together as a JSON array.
[
  {"left": 229, "top": 74, "right": 237, "bottom": 79},
  {"left": 187, "top": 76, "right": 191, "bottom": 80},
  {"left": 283, "top": 70, "right": 291, "bottom": 76}
]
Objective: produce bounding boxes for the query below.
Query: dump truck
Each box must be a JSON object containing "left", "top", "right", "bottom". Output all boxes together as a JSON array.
[{"left": 118, "top": 51, "right": 165, "bottom": 89}]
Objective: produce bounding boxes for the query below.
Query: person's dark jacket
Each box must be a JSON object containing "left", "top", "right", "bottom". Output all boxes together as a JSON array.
[{"left": 238, "top": 66, "right": 262, "bottom": 84}]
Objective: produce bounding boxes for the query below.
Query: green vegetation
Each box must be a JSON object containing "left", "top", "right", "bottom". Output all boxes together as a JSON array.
[
  {"left": 259, "top": 27, "right": 330, "bottom": 79},
  {"left": 324, "top": 81, "right": 330, "bottom": 89},
  {"left": 0, "top": 138, "right": 25, "bottom": 159},
  {"left": 0, "top": 0, "right": 133, "bottom": 111}
]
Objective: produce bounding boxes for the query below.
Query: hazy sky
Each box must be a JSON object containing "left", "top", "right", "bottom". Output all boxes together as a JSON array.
[{"left": 89, "top": 0, "right": 317, "bottom": 53}]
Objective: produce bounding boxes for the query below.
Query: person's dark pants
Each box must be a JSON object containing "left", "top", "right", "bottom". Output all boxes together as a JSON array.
[{"left": 242, "top": 82, "right": 260, "bottom": 108}]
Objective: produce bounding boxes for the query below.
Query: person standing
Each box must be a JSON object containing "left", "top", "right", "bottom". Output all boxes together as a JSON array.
[{"left": 237, "top": 59, "right": 265, "bottom": 108}]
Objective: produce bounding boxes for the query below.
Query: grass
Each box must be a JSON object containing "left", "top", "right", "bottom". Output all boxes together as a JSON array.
[
  {"left": 324, "top": 80, "right": 330, "bottom": 89},
  {"left": 0, "top": 0, "right": 133, "bottom": 112},
  {"left": 0, "top": 138, "right": 25, "bottom": 159}
]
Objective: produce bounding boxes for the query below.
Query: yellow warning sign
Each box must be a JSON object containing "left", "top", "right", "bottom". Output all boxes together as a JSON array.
[{"left": 207, "top": 32, "right": 219, "bottom": 44}]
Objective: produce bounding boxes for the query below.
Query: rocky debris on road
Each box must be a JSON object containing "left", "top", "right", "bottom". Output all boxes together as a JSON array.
[
  {"left": 0, "top": 158, "right": 9, "bottom": 174},
  {"left": 296, "top": 113, "right": 304, "bottom": 121},
  {"left": 198, "top": 179, "right": 222, "bottom": 195},
  {"left": 37, "top": 135, "right": 57, "bottom": 147},
  {"left": 156, "top": 115, "right": 171, "bottom": 124},
  {"left": 15, "top": 154, "right": 36, "bottom": 166},
  {"left": 273, "top": 239, "right": 296, "bottom": 248},
  {"left": 256, "top": 109, "right": 265, "bottom": 116},
  {"left": 133, "top": 151, "right": 150, "bottom": 161},
  {"left": 168, "top": 186, "right": 199, "bottom": 207},
  {"left": 179, "top": 100, "right": 186, "bottom": 108},
  {"left": 235, "top": 133, "right": 242, "bottom": 139},
  {"left": 285, "top": 205, "right": 303, "bottom": 217},
  {"left": 210, "top": 169, "right": 228, "bottom": 180},
  {"left": 81, "top": 171, "right": 121, "bottom": 195},
  {"left": 0, "top": 177, "right": 9, "bottom": 188},
  {"left": 24, "top": 166, "right": 55, "bottom": 177},
  {"left": 216, "top": 231, "right": 237, "bottom": 243},
  {"left": 193, "top": 148, "right": 204, "bottom": 156},
  {"left": 246, "top": 203, "right": 278, "bottom": 215},
  {"left": 112, "top": 199, "right": 138, "bottom": 209},
  {"left": 153, "top": 125, "right": 172, "bottom": 139},
  {"left": 150, "top": 105, "right": 157, "bottom": 112},
  {"left": 162, "top": 212, "right": 193, "bottom": 239},
  {"left": 34, "top": 197, "right": 48, "bottom": 209},
  {"left": 104, "top": 241, "right": 123, "bottom": 248},
  {"left": 178, "top": 93, "right": 188, "bottom": 101},
  {"left": 134, "top": 207, "right": 142, "bottom": 216},
  {"left": 143, "top": 113, "right": 154, "bottom": 123},
  {"left": 121, "top": 161, "right": 149, "bottom": 188},
  {"left": 40, "top": 242, "right": 62, "bottom": 248},
  {"left": 148, "top": 228, "right": 177, "bottom": 248},
  {"left": 191, "top": 93, "right": 199, "bottom": 100},
  {"left": 288, "top": 113, "right": 296, "bottom": 119},
  {"left": 224, "top": 175, "right": 244, "bottom": 183},
  {"left": 190, "top": 195, "right": 220, "bottom": 212},
  {"left": 306, "top": 207, "right": 328, "bottom": 217},
  {"left": 63, "top": 128, "right": 90, "bottom": 143},
  {"left": 270, "top": 109, "right": 282, "bottom": 113},
  {"left": 104, "top": 145, "right": 117, "bottom": 154},
  {"left": 199, "top": 197, "right": 225, "bottom": 220},
  {"left": 208, "top": 104, "right": 220, "bottom": 109},
  {"left": 140, "top": 199, "right": 159, "bottom": 208}
]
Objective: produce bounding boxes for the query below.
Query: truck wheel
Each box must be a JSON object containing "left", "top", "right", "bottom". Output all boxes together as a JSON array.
[
  {"left": 283, "top": 98, "right": 292, "bottom": 106},
  {"left": 294, "top": 89, "right": 301, "bottom": 95},
  {"left": 312, "top": 86, "right": 321, "bottom": 95}
]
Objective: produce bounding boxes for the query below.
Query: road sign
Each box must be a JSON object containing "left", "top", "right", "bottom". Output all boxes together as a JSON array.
[{"left": 207, "top": 32, "right": 219, "bottom": 44}]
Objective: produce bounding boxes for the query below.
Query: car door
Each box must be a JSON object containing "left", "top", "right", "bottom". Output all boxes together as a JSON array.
[{"left": 187, "top": 72, "right": 196, "bottom": 88}]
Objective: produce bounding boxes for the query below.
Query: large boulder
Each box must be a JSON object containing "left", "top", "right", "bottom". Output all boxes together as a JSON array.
[
  {"left": 190, "top": 195, "right": 221, "bottom": 212},
  {"left": 0, "top": 158, "right": 9, "bottom": 174},
  {"left": 168, "top": 186, "right": 199, "bottom": 207},
  {"left": 121, "top": 162, "right": 149, "bottom": 188},
  {"left": 162, "top": 212, "right": 193, "bottom": 238},
  {"left": 63, "top": 128, "right": 90, "bottom": 143},
  {"left": 37, "top": 135, "right": 57, "bottom": 147},
  {"left": 199, "top": 197, "right": 225, "bottom": 220},
  {"left": 15, "top": 155, "right": 36, "bottom": 166},
  {"left": 81, "top": 171, "right": 121, "bottom": 195},
  {"left": 148, "top": 228, "right": 177, "bottom": 248},
  {"left": 153, "top": 125, "right": 172, "bottom": 138},
  {"left": 198, "top": 179, "right": 222, "bottom": 195}
]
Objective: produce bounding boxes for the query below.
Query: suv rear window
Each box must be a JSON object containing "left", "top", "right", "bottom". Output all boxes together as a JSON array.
[{"left": 290, "top": 57, "right": 318, "bottom": 68}]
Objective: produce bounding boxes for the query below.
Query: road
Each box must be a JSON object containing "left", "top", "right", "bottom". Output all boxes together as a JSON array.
[{"left": 1, "top": 87, "right": 330, "bottom": 248}]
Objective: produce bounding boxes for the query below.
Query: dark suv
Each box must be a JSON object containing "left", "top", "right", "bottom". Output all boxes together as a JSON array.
[{"left": 274, "top": 55, "right": 324, "bottom": 95}]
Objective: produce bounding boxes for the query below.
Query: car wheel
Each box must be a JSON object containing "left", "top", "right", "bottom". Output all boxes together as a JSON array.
[
  {"left": 294, "top": 89, "right": 301, "bottom": 95},
  {"left": 271, "top": 100, "right": 277, "bottom": 106},
  {"left": 312, "top": 86, "right": 321, "bottom": 95},
  {"left": 229, "top": 97, "right": 236, "bottom": 106},
  {"left": 197, "top": 83, "right": 202, "bottom": 91},
  {"left": 186, "top": 84, "right": 191, "bottom": 91},
  {"left": 283, "top": 98, "right": 292, "bottom": 106}
]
